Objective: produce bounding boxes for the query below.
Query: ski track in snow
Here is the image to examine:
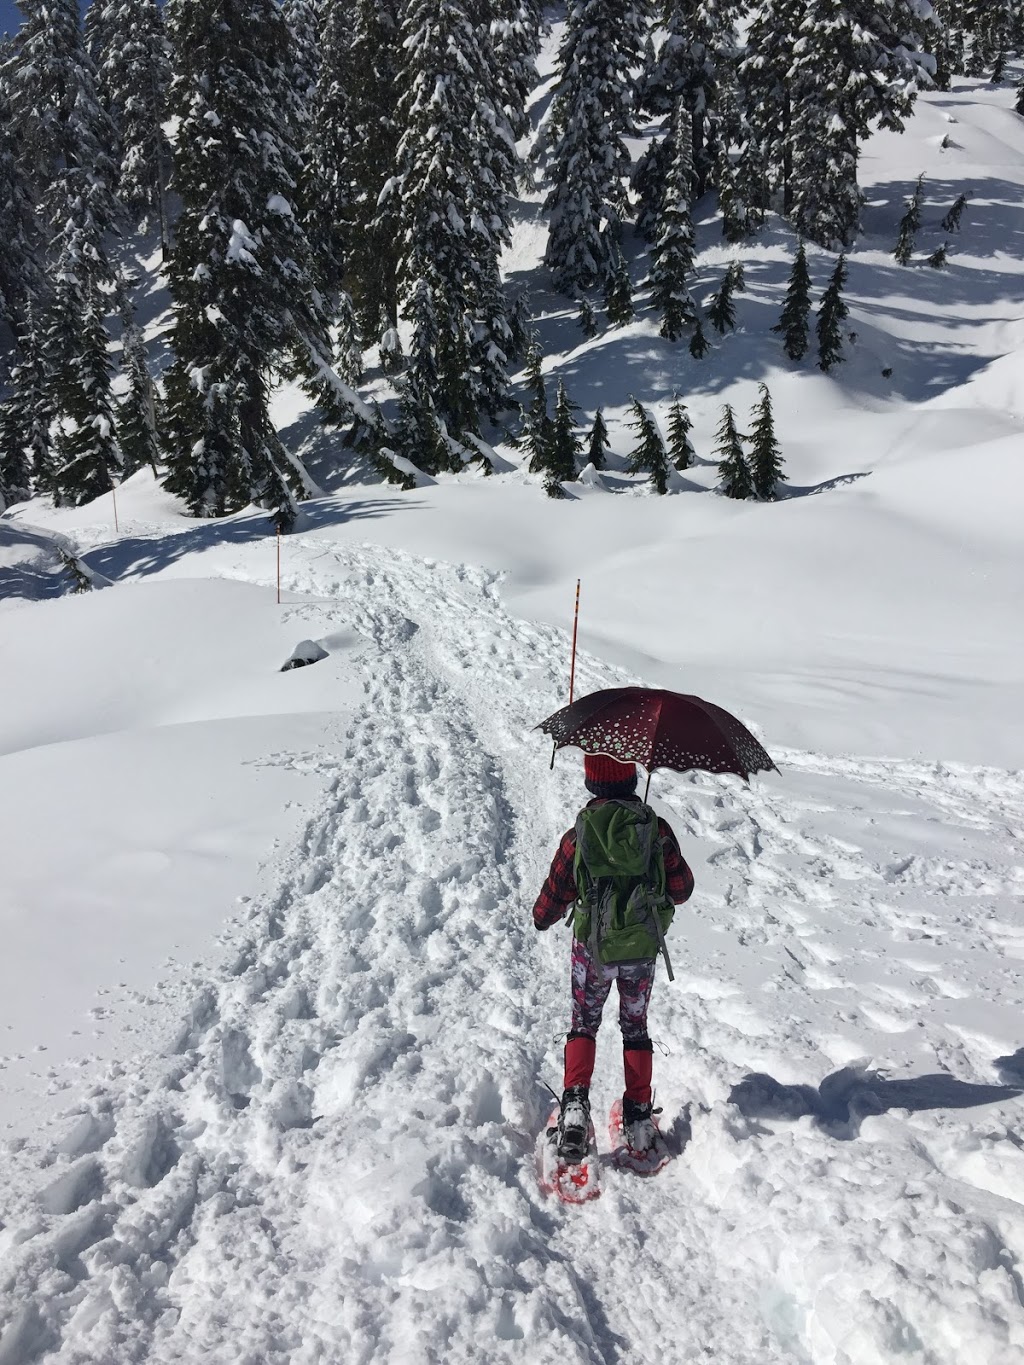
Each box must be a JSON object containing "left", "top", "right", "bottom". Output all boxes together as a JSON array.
[{"left": 2, "top": 538, "right": 1024, "bottom": 1364}]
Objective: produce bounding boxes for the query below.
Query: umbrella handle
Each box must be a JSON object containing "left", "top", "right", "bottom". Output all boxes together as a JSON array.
[
  {"left": 643, "top": 771, "right": 651, "bottom": 802},
  {"left": 550, "top": 743, "right": 556, "bottom": 770}
]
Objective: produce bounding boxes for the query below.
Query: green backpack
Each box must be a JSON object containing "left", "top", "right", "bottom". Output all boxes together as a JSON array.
[{"left": 572, "top": 799, "right": 676, "bottom": 976}]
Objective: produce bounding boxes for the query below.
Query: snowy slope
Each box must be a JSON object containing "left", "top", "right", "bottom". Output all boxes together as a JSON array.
[
  {"left": 2, "top": 37, "right": 1024, "bottom": 1365},
  {"left": 0, "top": 532, "right": 1022, "bottom": 1364}
]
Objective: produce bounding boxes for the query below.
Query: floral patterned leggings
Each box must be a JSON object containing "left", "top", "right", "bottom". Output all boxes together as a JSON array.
[{"left": 570, "top": 938, "right": 655, "bottom": 1044}]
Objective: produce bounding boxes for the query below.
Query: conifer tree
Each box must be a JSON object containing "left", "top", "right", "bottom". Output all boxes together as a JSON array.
[
  {"left": 87, "top": 0, "right": 170, "bottom": 237},
  {"left": 740, "top": 0, "right": 802, "bottom": 216},
  {"left": 817, "top": 254, "right": 850, "bottom": 373},
  {"left": 708, "top": 263, "right": 743, "bottom": 335},
  {"left": 941, "top": 192, "right": 968, "bottom": 233},
  {"left": 0, "top": 104, "right": 41, "bottom": 351},
  {"left": 586, "top": 407, "right": 610, "bottom": 470},
  {"left": 639, "top": 1, "right": 741, "bottom": 200},
  {"left": 666, "top": 395, "right": 696, "bottom": 470},
  {"left": 52, "top": 294, "right": 121, "bottom": 506},
  {"left": 1017, "top": 79, "right": 1024, "bottom": 117},
  {"left": 43, "top": 170, "right": 122, "bottom": 506},
  {"left": 394, "top": 0, "right": 516, "bottom": 436},
  {"left": 491, "top": 0, "right": 541, "bottom": 145},
  {"left": 393, "top": 378, "right": 450, "bottom": 480},
  {"left": 521, "top": 339, "right": 556, "bottom": 476},
  {"left": 162, "top": 0, "right": 351, "bottom": 529},
  {"left": 765, "top": 0, "right": 936, "bottom": 248},
  {"left": 542, "top": 0, "right": 645, "bottom": 293},
  {"left": 315, "top": 0, "right": 403, "bottom": 343},
  {"left": 748, "top": 383, "right": 785, "bottom": 499},
  {"left": 651, "top": 101, "right": 698, "bottom": 343},
  {"left": 549, "top": 381, "right": 582, "bottom": 486},
  {"left": 894, "top": 175, "right": 925, "bottom": 264},
  {"left": 0, "top": 306, "right": 57, "bottom": 497},
  {"left": 578, "top": 297, "right": 599, "bottom": 339},
  {"left": 773, "top": 242, "right": 812, "bottom": 362},
  {"left": 0, "top": 400, "right": 30, "bottom": 512},
  {"left": 604, "top": 244, "right": 634, "bottom": 326},
  {"left": 714, "top": 402, "right": 751, "bottom": 499},
  {"left": 6, "top": 0, "right": 118, "bottom": 215},
  {"left": 626, "top": 397, "right": 670, "bottom": 495},
  {"left": 116, "top": 286, "right": 160, "bottom": 477},
  {"left": 689, "top": 315, "right": 711, "bottom": 360},
  {"left": 927, "top": 243, "right": 949, "bottom": 268}
]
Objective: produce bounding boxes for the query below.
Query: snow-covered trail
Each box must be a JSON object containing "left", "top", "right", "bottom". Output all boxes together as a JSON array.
[{"left": 2, "top": 540, "right": 1024, "bottom": 1364}]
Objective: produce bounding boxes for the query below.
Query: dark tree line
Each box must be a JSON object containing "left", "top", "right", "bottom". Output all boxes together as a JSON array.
[{"left": 0, "top": 1, "right": 1015, "bottom": 517}]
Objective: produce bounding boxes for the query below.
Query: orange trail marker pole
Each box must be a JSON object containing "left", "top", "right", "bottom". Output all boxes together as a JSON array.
[
  {"left": 276, "top": 529, "right": 282, "bottom": 605},
  {"left": 568, "top": 577, "right": 581, "bottom": 705},
  {"left": 551, "top": 579, "right": 582, "bottom": 770}
]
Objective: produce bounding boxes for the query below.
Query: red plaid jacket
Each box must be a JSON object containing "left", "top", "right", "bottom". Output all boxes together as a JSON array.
[{"left": 533, "top": 797, "right": 695, "bottom": 930}]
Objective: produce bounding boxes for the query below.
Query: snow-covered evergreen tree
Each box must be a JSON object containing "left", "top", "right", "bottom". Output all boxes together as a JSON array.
[
  {"left": 314, "top": 0, "right": 402, "bottom": 343},
  {"left": 651, "top": 101, "right": 698, "bottom": 343},
  {"left": 1016, "top": 79, "right": 1024, "bottom": 117},
  {"left": 927, "top": 242, "right": 949, "bottom": 268},
  {"left": 162, "top": 0, "right": 349, "bottom": 529},
  {"left": 393, "top": 0, "right": 516, "bottom": 436},
  {"left": 578, "top": 297, "right": 599, "bottom": 339},
  {"left": 116, "top": 284, "right": 160, "bottom": 477},
  {"left": 87, "top": 0, "right": 170, "bottom": 237},
  {"left": 817, "top": 253, "right": 850, "bottom": 373},
  {"left": 52, "top": 291, "right": 120, "bottom": 506},
  {"left": 749, "top": 382, "right": 785, "bottom": 500},
  {"left": 639, "top": 1, "right": 740, "bottom": 201},
  {"left": 6, "top": 0, "right": 118, "bottom": 216},
  {"left": 491, "top": 0, "right": 541, "bottom": 145},
  {"left": 42, "top": 169, "right": 122, "bottom": 506},
  {"left": 0, "top": 70, "right": 43, "bottom": 346},
  {"left": 756, "top": 0, "right": 936, "bottom": 248},
  {"left": 666, "top": 395, "right": 696, "bottom": 470},
  {"left": 773, "top": 242, "right": 812, "bottom": 362},
  {"left": 714, "top": 402, "right": 751, "bottom": 498},
  {"left": 740, "top": 0, "right": 802, "bottom": 215},
  {"left": 604, "top": 244, "right": 634, "bottom": 326},
  {"left": 708, "top": 262, "right": 743, "bottom": 334},
  {"left": 689, "top": 314, "right": 711, "bottom": 360},
  {"left": 941, "top": 192, "right": 968, "bottom": 233},
  {"left": 542, "top": 0, "right": 645, "bottom": 293},
  {"left": 626, "top": 396, "right": 670, "bottom": 495},
  {"left": 0, "top": 305, "right": 57, "bottom": 498},
  {"left": 549, "top": 381, "right": 582, "bottom": 488},
  {"left": 894, "top": 174, "right": 925, "bottom": 264},
  {"left": 521, "top": 338, "right": 556, "bottom": 478},
  {"left": 586, "top": 407, "right": 610, "bottom": 470}
]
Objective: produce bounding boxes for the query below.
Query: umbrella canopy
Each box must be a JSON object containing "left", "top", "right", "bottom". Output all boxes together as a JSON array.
[{"left": 538, "top": 687, "right": 777, "bottom": 782}]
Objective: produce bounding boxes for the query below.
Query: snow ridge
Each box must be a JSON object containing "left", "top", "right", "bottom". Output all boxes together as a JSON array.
[{"left": 1, "top": 544, "right": 1023, "bottom": 1363}]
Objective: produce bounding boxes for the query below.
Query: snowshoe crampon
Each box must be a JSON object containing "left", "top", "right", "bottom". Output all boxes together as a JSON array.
[
  {"left": 608, "top": 1098, "right": 672, "bottom": 1176},
  {"left": 537, "top": 1108, "right": 601, "bottom": 1204}
]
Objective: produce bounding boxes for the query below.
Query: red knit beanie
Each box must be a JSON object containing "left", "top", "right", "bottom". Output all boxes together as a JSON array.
[{"left": 584, "top": 753, "right": 637, "bottom": 785}]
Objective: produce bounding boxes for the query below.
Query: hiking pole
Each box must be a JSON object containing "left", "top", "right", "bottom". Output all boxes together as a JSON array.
[{"left": 551, "top": 579, "right": 582, "bottom": 769}]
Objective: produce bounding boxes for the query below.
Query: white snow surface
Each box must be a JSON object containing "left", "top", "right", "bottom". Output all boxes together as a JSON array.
[{"left": 1, "top": 50, "right": 1024, "bottom": 1365}]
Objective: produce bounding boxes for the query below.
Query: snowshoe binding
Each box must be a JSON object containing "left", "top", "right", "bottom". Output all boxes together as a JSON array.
[
  {"left": 537, "top": 1085, "right": 601, "bottom": 1204},
  {"left": 609, "top": 1096, "right": 672, "bottom": 1176}
]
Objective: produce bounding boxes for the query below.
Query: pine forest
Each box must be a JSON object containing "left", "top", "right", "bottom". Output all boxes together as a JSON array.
[{"left": 0, "top": 1, "right": 1022, "bottom": 526}]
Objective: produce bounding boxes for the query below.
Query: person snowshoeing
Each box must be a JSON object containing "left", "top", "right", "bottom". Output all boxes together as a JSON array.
[{"left": 533, "top": 752, "right": 695, "bottom": 1160}]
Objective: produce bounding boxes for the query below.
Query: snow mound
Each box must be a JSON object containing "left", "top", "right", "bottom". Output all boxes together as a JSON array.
[{"left": 0, "top": 519, "right": 110, "bottom": 603}]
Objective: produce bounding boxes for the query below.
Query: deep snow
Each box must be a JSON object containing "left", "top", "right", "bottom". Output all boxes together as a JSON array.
[{"left": 1, "top": 32, "right": 1024, "bottom": 1365}]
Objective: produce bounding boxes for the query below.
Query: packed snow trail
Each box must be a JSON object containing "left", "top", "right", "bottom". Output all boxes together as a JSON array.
[{"left": 2, "top": 542, "right": 1023, "bottom": 1363}]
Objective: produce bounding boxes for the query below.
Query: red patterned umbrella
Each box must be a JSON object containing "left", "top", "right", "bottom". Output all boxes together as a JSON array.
[{"left": 538, "top": 687, "right": 777, "bottom": 783}]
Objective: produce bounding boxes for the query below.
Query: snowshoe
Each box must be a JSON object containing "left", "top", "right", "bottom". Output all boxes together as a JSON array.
[
  {"left": 537, "top": 1086, "right": 601, "bottom": 1204},
  {"left": 609, "top": 1097, "right": 672, "bottom": 1176}
]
